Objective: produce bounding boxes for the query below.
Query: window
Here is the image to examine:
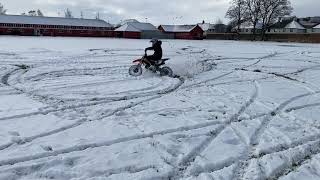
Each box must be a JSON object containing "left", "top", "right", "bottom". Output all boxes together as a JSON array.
[{"left": 290, "top": 29, "right": 293, "bottom": 32}]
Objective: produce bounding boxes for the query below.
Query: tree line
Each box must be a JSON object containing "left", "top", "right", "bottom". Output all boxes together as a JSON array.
[{"left": 226, "top": 0, "right": 293, "bottom": 40}]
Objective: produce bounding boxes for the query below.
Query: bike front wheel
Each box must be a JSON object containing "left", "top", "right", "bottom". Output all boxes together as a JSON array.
[{"left": 129, "top": 65, "right": 143, "bottom": 76}]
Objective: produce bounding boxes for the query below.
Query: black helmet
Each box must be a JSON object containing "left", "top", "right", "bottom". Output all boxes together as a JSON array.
[
  {"left": 150, "top": 38, "right": 158, "bottom": 43},
  {"left": 150, "top": 38, "right": 161, "bottom": 46}
]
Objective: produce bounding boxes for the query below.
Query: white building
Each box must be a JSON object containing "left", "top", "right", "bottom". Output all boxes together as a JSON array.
[
  {"left": 307, "top": 24, "right": 320, "bottom": 33},
  {"left": 268, "top": 20, "right": 306, "bottom": 34},
  {"left": 198, "top": 23, "right": 215, "bottom": 36},
  {"left": 238, "top": 23, "right": 263, "bottom": 34}
]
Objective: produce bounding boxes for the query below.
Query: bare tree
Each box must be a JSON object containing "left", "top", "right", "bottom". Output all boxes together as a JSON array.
[
  {"left": 214, "top": 19, "right": 228, "bottom": 33},
  {"left": 0, "top": 2, "right": 7, "bottom": 15},
  {"left": 260, "top": 0, "right": 292, "bottom": 40},
  {"left": 226, "top": 0, "right": 292, "bottom": 41},
  {"left": 28, "top": 10, "right": 37, "bottom": 16},
  {"left": 226, "top": 0, "right": 247, "bottom": 33},
  {"left": 95, "top": 12, "right": 100, "bottom": 20},
  {"left": 37, "top": 9, "right": 44, "bottom": 16},
  {"left": 244, "top": 0, "right": 262, "bottom": 40},
  {"left": 215, "top": 18, "right": 224, "bottom": 25},
  {"left": 65, "top": 8, "right": 73, "bottom": 18}
]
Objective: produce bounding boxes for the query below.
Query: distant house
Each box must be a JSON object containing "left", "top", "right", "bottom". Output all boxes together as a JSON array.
[
  {"left": 307, "top": 24, "right": 320, "bottom": 33},
  {"left": 115, "top": 21, "right": 168, "bottom": 39},
  {"left": 239, "top": 23, "right": 263, "bottom": 34},
  {"left": 298, "top": 17, "right": 320, "bottom": 29},
  {"left": 198, "top": 23, "right": 215, "bottom": 37},
  {"left": 213, "top": 24, "right": 228, "bottom": 33},
  {"left": 0, "top": 14, "right": 114, "bottom": 37},
  {"left": 158, "top": 25, "right": 204, "bottom": 40},
  {"left": 268, "top": 20, "right": 306, "bottom": 34}
]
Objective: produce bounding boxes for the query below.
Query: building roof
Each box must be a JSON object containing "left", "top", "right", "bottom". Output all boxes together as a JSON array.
[
  {"left": 115, "top": 23, "right": 141, "bottom": 32},
  {"left": 299, "top": 21, "right": 319, "bottom": 29},
  {"left": 285, "top": 21, "right": 305, "bottom": 29},
  {"left": 160, "top": 25, "right": 200, "bottom": 32},
  {"left": 0, "top": 14, "right": 113, "bottom": 28},
  {"left": 129, "top": 22, "right": 158, "bottom": 31},
  {"left": 198, "top": 23, "right": 215, "bottom": 31},
  {"left": 115, "top": 22, "right": 158, "bottom": 32},
  {"left": 271, "top": 20, "right": 305, "bottom": 29},
  {"left": 312, "top": 24, "right": 320, "bottom": 29}
]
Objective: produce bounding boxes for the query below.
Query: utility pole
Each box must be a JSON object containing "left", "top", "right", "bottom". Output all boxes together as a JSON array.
[{"left": 81, "top": 11, "right": 84, "bottom": 19}]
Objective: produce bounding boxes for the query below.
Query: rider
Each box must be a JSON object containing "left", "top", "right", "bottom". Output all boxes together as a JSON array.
[{"left": 145, "top": 38, "right": 162, "bottom": 67}]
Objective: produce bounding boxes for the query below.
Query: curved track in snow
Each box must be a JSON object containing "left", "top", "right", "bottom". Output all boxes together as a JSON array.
[{"left": 1, "top": 38, "right": 320, "bottom": 180}]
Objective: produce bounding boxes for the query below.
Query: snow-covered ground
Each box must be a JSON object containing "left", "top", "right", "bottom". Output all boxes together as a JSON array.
[{"left": 0, "top": 36, "right": 320, "bottom": 180}]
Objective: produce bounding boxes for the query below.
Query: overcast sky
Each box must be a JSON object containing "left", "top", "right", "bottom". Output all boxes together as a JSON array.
[{"left": 1, "top": 0, "right": 319, "bottom": 25}]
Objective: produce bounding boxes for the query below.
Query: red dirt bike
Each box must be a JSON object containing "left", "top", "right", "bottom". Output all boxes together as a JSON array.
[{"left": 129, "top": 55, "right": 173, "bottom": 77}]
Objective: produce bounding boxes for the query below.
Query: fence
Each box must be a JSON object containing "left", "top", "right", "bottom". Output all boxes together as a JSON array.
[
  {"left": 141, "top": 31, "right": 174, "bottom": 39},
  {"left": 206, "top": 33, "right": 320, "bottom": 43}
]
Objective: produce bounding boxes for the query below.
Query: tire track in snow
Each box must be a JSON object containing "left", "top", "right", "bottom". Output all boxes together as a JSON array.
[
  {"left": 181, "top": 51, "right": 279, "bottom": 90},
  {"left": 0, "top": 156, "right": 81, "bottom": 178},
  {"left": 25, "top": 66, "right": 128, "bottom": 82},
  {"left": 0, "top": 63, "right": 187, "bottom": 152},
  {"left": 270, "top": 141, "right": 320, "bottom": 180},
  {"left": 183, "top": 96, "right": 320, "bottom": 177},
  {"left": 0, "top": 70, "right": 184, "bottom": 121},
  {"left": 0, "top": 95, "right": 158, "bottom": 151},
  {"left": 0, "top": 119, "right": 225, "bottom": 167},
  {"left": 182, "top": 71, "right": 235, "bottom": 89},
  {"left": 285, "top": 102, "right": 320, "bottom": 112},
  {"left": 190, "top": 130, "right": 320, "bottom": 178},
  {"left": 0, "top": 76, "right": 185, "bottom": 151},
  {"left": 90, "top": 165, "right": 158, "bottom": 179},
  {"left": 169, "top": 81, "right": 260, "bottom": 180},
  {"left": 251, "top": 91, "right": 320, "bottom": 147},
  {"left": 1, "top": 68, "right": 21, "bottom": 86},
  {"left": 234, "top": 90, "right": 320, "bottom": 180}
]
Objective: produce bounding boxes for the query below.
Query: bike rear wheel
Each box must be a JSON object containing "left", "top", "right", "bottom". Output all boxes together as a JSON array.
[{"left": 160, "top": 66, "right": 173, "bottom": 77}]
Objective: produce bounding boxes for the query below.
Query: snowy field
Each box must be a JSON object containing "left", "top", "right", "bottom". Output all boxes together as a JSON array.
[{"left": 0, "top": 36, "right": 320, "bottom": 180}]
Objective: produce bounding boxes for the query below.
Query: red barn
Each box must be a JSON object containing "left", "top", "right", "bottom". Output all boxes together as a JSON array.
[
  {"left": 0, "top": 14, "right": 114, "bottom": 37},
  {"left": 158, "top": 25, "right": 204, "bottom": 40}
]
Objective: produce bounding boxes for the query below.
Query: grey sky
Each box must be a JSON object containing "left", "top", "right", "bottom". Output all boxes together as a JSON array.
[{"left": 1, "top": 0, "right": 319, "bottom": 25}]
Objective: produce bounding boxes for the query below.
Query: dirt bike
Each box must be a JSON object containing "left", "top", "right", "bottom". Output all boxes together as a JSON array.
[{"left": 129, "top": 55, "right": 173, "bottom": 77}]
